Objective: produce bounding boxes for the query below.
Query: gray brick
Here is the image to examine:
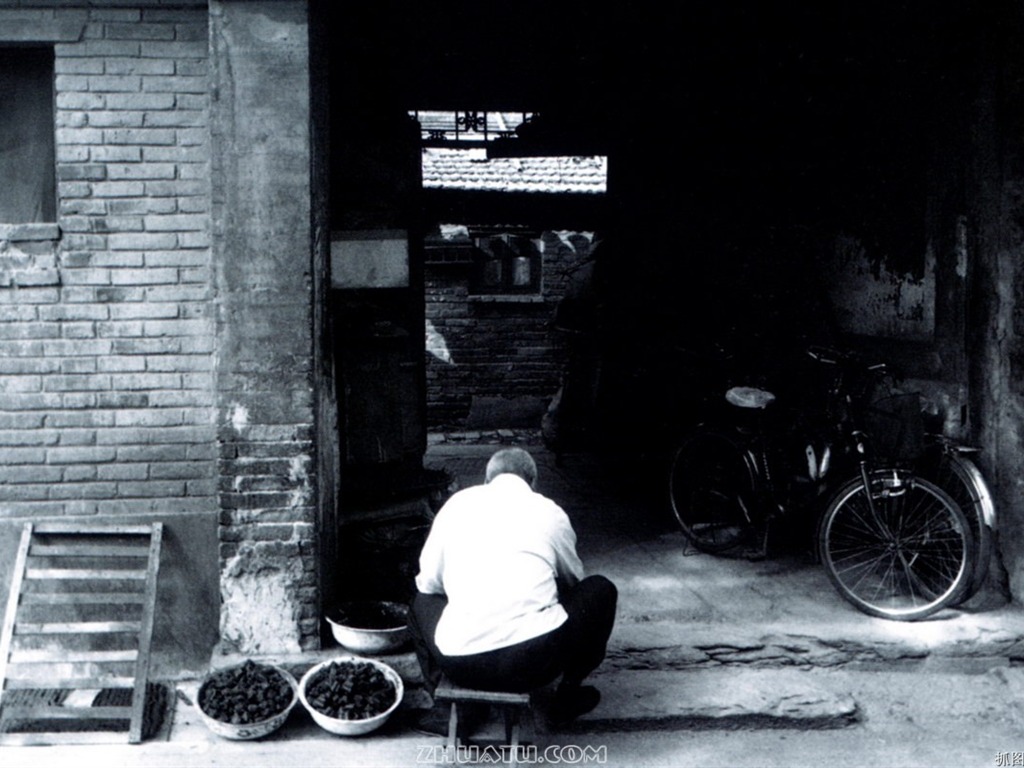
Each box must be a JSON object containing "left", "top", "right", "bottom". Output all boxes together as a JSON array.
[
  {"left": 87, "top": 110, "right": 144, "bottom": 128},
  {"left": 97, "top": 356, "right": 146, "bottom": 373},
  {"left": 115, "top": 409, "right": 184, "bottom": 427},
  {"left": 108, "top": 265, "right": 178, "bottom": 282},
  {"left": 77, "top": 39, "right": 141, "bottom": 58},
  {"left": 57, "top": 145, "right": 92, "bottom": 163},
  {"left": 91, "top": 180, "right": 145, "bottom": 197},
  {"left": 143, "top": 9, "right": 206, "bottom": 23},
  {"left": 146, "top": 250, "right": 208, "bottom": 267},
  {"left": 0, "top": 447, "right": 47, "bottom": 465},
  {"left": 0, "top": 358, "right": 56, "bottom": 376},
  {"left": 88, "top": 75, "right": 142, "bottom": 93},
  {"left": 142, "top": 75, "right": 207, "bottom": 94},
  {"left": 144, "top": 109, "right": 205, "bottom": 128},
  {"left": 57, "top": 92, "right": 105, "bottom": 111},
  {"left": 138, "top": 40, "right": 205, "bottom": 59},
  {"left": 108, "top": 198, "right": 177, "bottom": 214},
  {"left": 108, "top": 372, "right": 181, "bottom": 390},
  {"left": 0, "top": 324, "right": 59, "bottom": 341},
  {"left": 109, "top": 302, "right": 179, "bottom": 320},
  {"left": 38, "top": 304, "right": 108, "bottom": 322},
  {"left": 108, "top": 235, "right": 179, "bottom": 254},
  {"left": 60, "top": 268, "right": 111, "bottom": 287},
  {"left": 60, "top": 199, "right": 107, "bottom": 215},
  {"left": 106, "top": 56, "right": 175, "bottom": 76},
  {"left": 89, "top": 9, "right": 142, "bottom": 23},
  {"left": 143, "top": 145, "right": 206, "bottom": 163},
  {"left": 118, "top": 480, "right": 186, "bottom": 498},
  {"left": 98, "top": 463, "right": 149, "bottom": 481},
  {"left": 47, "top": 446, "right": 116, "bottom": 464},
  {"left": 107, "top": 162, "right": 176, "bottom": 180},
  {"left": 105, "top": 23, "right": 175, "bottom": 41},
  {"left": 144, "top": 180, "right": 205, "bottom": 197},
  {"left": 42, "top": 339, "right": 113, "bottom": 356},
  {"left": 176, "top": 128, "right": 207, "bottom": 147},
  {"left": 55, "top": 74, "right": 90, "bottom": 92},
  {"left": 105, "top": 92, "right": 174, "bottom": 110},
  {"left": 144, "top": 214, "right": 205, "bottom": 232},
  {"left": 144, "top": 319, "right": 206, "bottom": 337},
  {"left": 91, "top": 145, "right": 142, "bottom": 162},
  {"left": 116, "top": 445, "right": 185, "bottom": 463},
  {"left": 55, "top": 57, "right": 104, "bottom": 75},
  {"left": 144, "top": 285, "right": 209, "bottom": 302},
  {"left": 91, "top": 252, "right": 145, "bottom": 268},
  {"left": 111, "top": 337, "right": 180, "bottom": 355},
  {"left": 56, "top": 126, "right": 104, "bottom": 145},
  {"left": 96, "top": 320, "right": 144, "bottom": 337},
  {"left": 105, "top": 128, "right": 176, "bottom": 146}
]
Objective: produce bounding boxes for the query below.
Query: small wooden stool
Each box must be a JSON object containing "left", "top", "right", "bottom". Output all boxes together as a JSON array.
[{"left": 433, "top": 677, "right": 533, "bottom": 763}]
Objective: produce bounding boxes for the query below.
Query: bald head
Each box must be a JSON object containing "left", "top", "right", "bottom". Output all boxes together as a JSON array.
[{"left": 485, "top": 447, "right": 538, "bottom": 487}]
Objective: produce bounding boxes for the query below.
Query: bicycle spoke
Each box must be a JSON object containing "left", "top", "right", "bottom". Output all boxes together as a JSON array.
[{"left": 820, "top": 476, "right": 973, "bottom": 620}]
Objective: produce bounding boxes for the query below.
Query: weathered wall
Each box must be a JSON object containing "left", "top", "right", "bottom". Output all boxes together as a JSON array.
[
  {"left": 209, "top": 0, "right": 319, "bottom": 654},
  {"left": 971, "top": 1, "right": 1024, "bottom": 604},
  {"left": 0, "top": 0, "right": 219, "bottom": 675},
  {"left": 825, "top": 233, "right": 935, "bottom": 342},
  {"left": 424, "top": 228, "right": 595, "bottom": 429}
]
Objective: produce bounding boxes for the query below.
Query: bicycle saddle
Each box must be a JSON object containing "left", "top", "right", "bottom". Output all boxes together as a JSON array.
[{"left": 725, "top": 386, "right": 776, "bottom": 409}]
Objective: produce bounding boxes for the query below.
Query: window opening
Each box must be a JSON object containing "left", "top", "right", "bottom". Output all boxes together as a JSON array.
[
  {"left": 471, "top": 232, "right": 541, "bottom": 295},
  {"left": 0, "top": 47, "right": 56, "bottom": 223}
]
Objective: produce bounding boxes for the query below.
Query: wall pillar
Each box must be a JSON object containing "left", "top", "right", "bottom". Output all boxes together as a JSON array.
[{"left": 209, "top": 0, "right": 319, "bottom": 653}]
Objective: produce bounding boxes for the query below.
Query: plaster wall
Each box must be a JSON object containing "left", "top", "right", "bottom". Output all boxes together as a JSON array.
[{"left": 208, "top": 0, "right": 319, "bottom": 654}]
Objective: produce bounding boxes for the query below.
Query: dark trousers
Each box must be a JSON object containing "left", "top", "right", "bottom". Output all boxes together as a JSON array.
[{"left": 408, "top": 575, "right": 617, "bottom": 695}]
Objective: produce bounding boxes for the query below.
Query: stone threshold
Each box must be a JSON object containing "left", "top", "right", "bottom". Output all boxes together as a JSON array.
[{"left": 200, "top": 650, "right": 860, "bottom": 733}]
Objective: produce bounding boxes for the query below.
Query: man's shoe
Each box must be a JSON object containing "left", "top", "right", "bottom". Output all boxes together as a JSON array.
[{"left": 549, "top": 685, "right": 600, "bottom": 726}]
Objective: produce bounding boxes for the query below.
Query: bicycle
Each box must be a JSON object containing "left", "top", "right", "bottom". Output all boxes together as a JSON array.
[{"left": 668, "top": 344, "right": 986, "bottom": 621}]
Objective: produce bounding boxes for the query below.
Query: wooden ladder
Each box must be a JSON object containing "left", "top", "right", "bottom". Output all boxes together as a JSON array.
[{"left": 0, "top": 522, "right": 163, "bottom": 745}]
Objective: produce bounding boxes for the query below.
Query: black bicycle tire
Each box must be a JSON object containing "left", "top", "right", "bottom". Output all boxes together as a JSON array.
[
  {"left": 916, "top": 448, "right": 995, "bottom": 603},
  {"left": 818, "top": 473, "right": 975, "bottom": 621},
  {"left": 668, "top": 429, "right": 760, "bottom": 553}
]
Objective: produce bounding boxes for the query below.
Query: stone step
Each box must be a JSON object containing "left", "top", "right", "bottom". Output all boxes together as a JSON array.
[
  {"left": 606, "top": 615, "right": 1024, "bottom": 672},
  {"left": 566, "top": 668, "right": 859, "bottom": 732}
]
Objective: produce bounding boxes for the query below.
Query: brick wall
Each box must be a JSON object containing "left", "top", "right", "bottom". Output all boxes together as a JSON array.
[
  {"left": 0, "top": 1, "right": 321, "bottom": 658},
  {"left": 424, "top": 229, "right": 596, "bottom": 429},
  {"left": 0, "top": 2, "right": 216, "bottom": 518}
]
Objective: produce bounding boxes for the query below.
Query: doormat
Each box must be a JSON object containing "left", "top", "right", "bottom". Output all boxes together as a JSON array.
[{"left": 0, "top": 682, "right": 174, "bottom": 743}]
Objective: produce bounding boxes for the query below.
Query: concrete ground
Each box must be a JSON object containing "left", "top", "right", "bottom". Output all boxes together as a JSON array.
[{"left": 4, "top": 435, "right": 1024, "bottom": 768}]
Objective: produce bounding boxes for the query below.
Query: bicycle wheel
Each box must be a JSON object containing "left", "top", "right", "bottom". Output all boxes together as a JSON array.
[
  {"left": 915, "top": 447, "right": 995, "bottom": 602},
  {"left": 668, "top": 429, "right": 759, "bottom": 553},
  {"left": 818, "top": 472, "right": 975, "bottom": 621}
]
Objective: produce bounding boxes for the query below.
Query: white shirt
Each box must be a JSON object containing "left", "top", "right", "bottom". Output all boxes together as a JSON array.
[{"left": 415, "top": 473, "right": 586, "bottom": 656}]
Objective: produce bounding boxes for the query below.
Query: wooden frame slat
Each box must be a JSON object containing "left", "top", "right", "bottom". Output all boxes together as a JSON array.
[
  {"left": 29, "top": 545, "right": 149, "bottom": 558},
  {"left": 0, "top": 522, "right": 163, "bottom": 745},
  {"left": 129, "top": 522, "right": 162, "bottom": 744},
  {"left": 0, "top": 524, "right": 33, "bottom": 708},
  {"left": 25, "top": 569, "right": 147, "bottom": 580},
  {"left": 9, "top": 649, "right": 138, "bottom": 664},
  {"left": 4, "top": 676, "right": 135, "bottom": 689},
  {"left": 31, "top": 523, "right": 154, "bottom": 535},
  {"left": 19, "top": 593, "right": 146, "bottom": 605},
  {"left": 14, "top": 621, "right": 142, "bottom": 635},
  {"left": 2, "top": 705, "right": 133, "bottom": 720},
  {"left": 0, "top": 731, "right": 131, "bottom": 746}
]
